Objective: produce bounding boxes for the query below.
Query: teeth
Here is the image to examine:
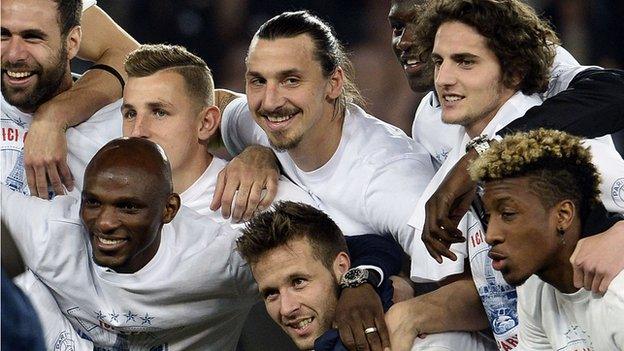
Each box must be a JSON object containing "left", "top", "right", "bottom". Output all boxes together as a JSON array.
[
  {"left": 6, "top": 71, "right": 33, "bottom": 78},
  {"left": 406, "top": 59, "right": 420, "bottom": 65},
  {"left": 444, "top": 95, "right": 462, "bottom": 102},
  {"left": 99, "top": 237, "right": 124, "bottom": 245},
  {"left": 267, "top": 114, "right": 294, "bottom": 123},
  {"left": 296, "top": 318, "right": 313, "bottom": 329}
]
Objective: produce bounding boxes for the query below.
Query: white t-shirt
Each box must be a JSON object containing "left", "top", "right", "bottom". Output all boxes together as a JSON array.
[
  {"left": 221, "top": 99, "right": 435, "bottom": 251},
  {"left": 2, "top": 184, "right": 258, "bottom": 350},
  {"left": 408, "top": 89, "right": 624, "bottom": 350},
  {"left": 83, "top": 0, "right": 97, "bottom": 11},
  {"left": 410, "top": 46, "right": 589, "bottom": 170},
  {"left": 517, "top": 273, "right": 624, "bottom": 350},
  {"left": 0, "top": 94, "right": 122, "bottom": 196},
  {"left": 181, "top": 156, "right": 317, "bottom": 225}
]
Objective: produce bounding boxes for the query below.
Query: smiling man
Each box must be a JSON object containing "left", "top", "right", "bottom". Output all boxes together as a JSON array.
[
  {"left": 1, "top": 138, "right": 258, "bottom": 350},
  {"left": 470, "top": 129, "right": 624, "bottom": 350}
]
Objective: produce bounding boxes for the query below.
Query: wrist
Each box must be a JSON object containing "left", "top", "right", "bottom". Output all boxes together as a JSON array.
[{"left": 340, "top": 267, "right": 381, "bottom": 289}]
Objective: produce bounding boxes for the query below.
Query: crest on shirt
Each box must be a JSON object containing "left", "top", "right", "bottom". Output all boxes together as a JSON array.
[
  {"left": 54, "top": 331, "right": 76, "bottom": 351},
  {"left": 559, "top": 325, "right": 593, "bottom": 351},
  {"left": 611, "top": 178, "right": 624, "bottom": 209}
]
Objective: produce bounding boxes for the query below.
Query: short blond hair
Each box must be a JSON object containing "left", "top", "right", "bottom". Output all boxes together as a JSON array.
[
  {"left": 125, "top": 44, "right": 214, "bottom": 107},
  {"left": 469, "top": 129, "right": 601, "bottom": 219}
]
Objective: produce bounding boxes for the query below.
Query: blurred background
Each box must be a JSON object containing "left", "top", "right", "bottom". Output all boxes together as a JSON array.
[{"left": 81, "top": 0, "right": 624, "bottom": 136}]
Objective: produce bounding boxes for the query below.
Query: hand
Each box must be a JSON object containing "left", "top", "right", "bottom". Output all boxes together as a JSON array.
[
  {"left": 385, "top": 299, "right": 424, "bottom": 351},
  {"left": 570, "top": 221, "right": 624, "bottom": 293},
  {"left": 210, "top": 145, "right": 279, "bottom": 222},
  {"left": 335, "top": 284, "right": 391, "bottom": 351},
  {"left": 390, "top": 275, "right": 415, "bottom": 303},
  {"left": 24, "top": 114, "right": 73, "bottom": 199},
  {"left": 422, "top": 149, "right": 479, "bottom": 263}
]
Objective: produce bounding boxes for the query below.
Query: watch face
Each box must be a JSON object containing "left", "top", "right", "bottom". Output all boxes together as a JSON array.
[{"left": 343, "top": 268, "right": 367, "bottom": 284}]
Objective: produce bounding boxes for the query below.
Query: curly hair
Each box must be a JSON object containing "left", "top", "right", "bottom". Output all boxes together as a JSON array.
[
  {"left": 237, "top": 201, "right": 348, "bottom": 269},
  {"left": 415, "top": 0, "right": 558, "bottom": 94},
  {"left": 469, "top": 129, "right": 601, "bottom": 223}
]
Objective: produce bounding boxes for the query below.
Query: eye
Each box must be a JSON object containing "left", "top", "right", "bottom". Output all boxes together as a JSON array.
[
  {"left": 153, "top": 109, "right": 168, "bottom": 118},
  {"left": 431, "top": 57, "right": 443, "bottom": 67},
  {"left": 282, "top": 77, "right": 300, "bottom": 87},
  {"left": 390, "top": 21, "right": 405, "bottom": 37},
  {"left": 248, "top": 77, "right": 266, "bottom": 87},
  {"left": 83, "top": 198, "right": 100, "bottom": 207},
  {"left": 263, "top": 289, "right": 279, "bottom": 302},
  {"left": 118, "top": 201, "right": 141, "bottom": 213},
  {"left": 123, "top": 110, "right": 137, "bottom": 120},
  {"left": 292, "top": 278, "right": 308, "bottom": 289},
  {"left": 500, "top": 211, "right": 517, "bottom": 221},
  {"left": 458, "top": 59, "right": 475, "bottom": 68}
]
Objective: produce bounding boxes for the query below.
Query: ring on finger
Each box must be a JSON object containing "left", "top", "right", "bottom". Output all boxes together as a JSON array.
[{"left": 364, "top": 327, "right": 378, "bottom": 335}]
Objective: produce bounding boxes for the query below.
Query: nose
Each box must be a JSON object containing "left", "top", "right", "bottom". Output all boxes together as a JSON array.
[
  {"left": 96, "top": 206, "right": 120, "bottom": 234},
  {"left": 128, "top": 114, "right": 150, "bottom": 138},
  {"left": 279, "top": 289, "right": 301, "bottom": 318},
  {"left": 434, "top": 60, "right": 456, "bottom": 88},
  {"left": 2, "top": 37, "right": 28, "bottom": 63},
  {"left": 261, "top": 82, "right": 285, "bottom": 113},
  {"left": 396, "top": 23, "right": 416, "bottom": 52},
  {"left": 485, "top": 222, "right": 504, "bottom": 246}
]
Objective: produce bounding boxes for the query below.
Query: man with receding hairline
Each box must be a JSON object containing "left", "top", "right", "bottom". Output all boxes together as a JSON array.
[{"left": 1, "top": 137, "right": 258, "bottom": 350}]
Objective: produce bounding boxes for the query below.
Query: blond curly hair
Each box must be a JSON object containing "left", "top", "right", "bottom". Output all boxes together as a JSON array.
[{"left": 469, "top": 129, "right": 601, "bottom": 219}]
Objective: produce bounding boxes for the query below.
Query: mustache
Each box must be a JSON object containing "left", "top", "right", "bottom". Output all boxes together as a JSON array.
[
  {"left": 1, "top": 60, "right": 40, "bottom": 73},
  {"left": 257, "top": 106, "right": 301, "bottom": 118}
]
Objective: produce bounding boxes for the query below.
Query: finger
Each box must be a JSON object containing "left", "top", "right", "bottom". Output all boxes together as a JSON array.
[
  {"left": 598, "top": 276, "right": 612, "bottom": 294},
  {"left": 231, "top": 184, "right": 251, "bottom": 222},
  {"left": 423, "top": 233, "right": 443, "bottom": 264},
  {"left": 26, "top": 165, "right": 38, "bottom": 197},
  {"left": 210, "top": 171, "right": 227, "bottom": 211},
  {"left": 46, "top": 165, "right": 65, "bottom": 196},
  {"left": 591, "top": 274, "right": 604, "bottom": 294},
  {"left": 438, "top": 217, "right": 465, "bottom": 241},
  {"left": 374, "top": 316, "right": 391, "bottom": 351},
  {"left": 352, "top": 324, "right": 371, "bottom": 351},
  {"left": 364, "top": 327, "right": 382, "bottom": 351},
  {"left": 58, "top": 159, "right": 74, "bottom": 191},
  {"left": 34, "top": 166, "right": 49, "bottom": 199},
  {"left": 424, "top": 236, "right": 457, "bottom": 262},
  {"left": 572, "top": 264, "right": 584, "bottom": 289},
  {"left": 337, "top": 322, "right": 357, "bottom": 351},
  {"left": 220, "top": 178, "right": 241, "bottom": 220},
  {"left": 257, "top": 176, "right": 278, "bottom": 211},
  {"left": 242, "top": 182, "right": 264, "bottom": 221},
  {"left": 430, "top": 225, "right": 464, "bottom": 244},
  {"left": 583, "top": 270, "right": 595, "bottom": 291}
]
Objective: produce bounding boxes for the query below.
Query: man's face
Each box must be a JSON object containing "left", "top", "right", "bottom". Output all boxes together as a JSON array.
[
  {"left": 483, "top": 177, "right": 560, "bottom": 286},
  {"left": 245, "top": 34, "right": 338, "bottom": 152},
  {"left": 252, "top": 237, "right": 347, "bottom": 350},
  {"left": 122, "top": 70, "right": 206, "bottom": 175},
  {"left": 80, "top": 166, "right": 167, "bottom": 274},
  {"left": 1, "top": 0, "right": 70, "bottom": 112},
  {"left": 432, "top": 21, "right": 515, "bottom": 136},
  {"left": 388, "top": 0, "right": 432, "bottom": 92}
]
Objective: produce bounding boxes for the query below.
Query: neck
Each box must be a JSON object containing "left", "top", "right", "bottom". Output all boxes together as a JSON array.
[
  {"left": 538, "top": 227, "right": 582, "bottom": 294},
  {"left": 172, "top": 149, "right": 213, "bottom": 194},
  {"left": 288, "top": 106, "right": 344, "bottom": 172}
]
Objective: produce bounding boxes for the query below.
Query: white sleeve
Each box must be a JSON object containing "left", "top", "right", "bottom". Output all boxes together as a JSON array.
[
  {"left": 544, "top": 46, "right": 601, "bottom": 99},
  {"left": 82, "top": 0, "right": 97, "bottom": 12},
  {"left": 363, "top": 154, "right": 435, "bottom": 254},
  {"left": 605, "top": 272, "right": 624, "bottom": 347},
  {"left": 220, "top": 96, "right": 269, "bottom": 156},
  {"left": 516, "top": 279, "right": 552, "bottom": 351},
  {"left": 583, "top": 137, "right": 624, "bottom": 214},
  {"left": 1, "top": 185, "right": 54, "bottom": 270}
]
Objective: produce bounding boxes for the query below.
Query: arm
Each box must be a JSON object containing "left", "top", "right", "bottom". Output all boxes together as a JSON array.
[
  {"left": 335, "top": 235, "right": 404, "bottom": 351},
  {"left": 26, "top": 5, "right": 139, "bottom": 198},
  {"left": 385, "top": 271, "right": 488, "bottom": 351}
]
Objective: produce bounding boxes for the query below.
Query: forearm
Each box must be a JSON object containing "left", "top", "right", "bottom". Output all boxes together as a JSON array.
[
  {"left": 409, "top": 275, "right": 488, "bottom": 333},
  {"left": 503, "top": 68, "right": 624, "bottom": 138}
]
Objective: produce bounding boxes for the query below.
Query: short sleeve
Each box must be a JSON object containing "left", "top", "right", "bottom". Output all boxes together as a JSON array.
[{"left": 220, "top": 97, "right": 269, "bottom": 156}]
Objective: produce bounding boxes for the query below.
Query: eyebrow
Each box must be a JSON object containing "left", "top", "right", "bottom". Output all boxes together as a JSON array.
[
  {"left": 2, "top": 28, "right": 49, "bottom": 40},
  {"left": 246, "top": 68, "right": 303, "bottom": 78},
  {"left": 122, "top": 101, "right": 174, "bottom": 110},
  {"left": 431, "top": 52, "right": 479, "bottom": 61}
]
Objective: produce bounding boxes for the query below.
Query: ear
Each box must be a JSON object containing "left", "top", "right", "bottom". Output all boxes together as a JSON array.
[
  {"left": 332, "top": 251, "right": 351, "bottom": 281},
  {"left": 197, "top": 105, "right": 221, "bottom": 143},
  {"left": 326, "top": 66, "right": 345, "bottom": 100},
  {"left": 65, "top": 25, "right": 82, "bottom": 60},
  {"left": 554, "top": 199, "right": 576, "bottom": 231},
  {"left": 162, "top": 193, "right": 181, "bottom": 224}
]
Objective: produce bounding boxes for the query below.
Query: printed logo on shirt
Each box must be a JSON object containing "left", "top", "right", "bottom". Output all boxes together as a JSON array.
[
  {"left": 556, "top": 325, "right": 594, "bottom": 351},
  {"left": 611, "top": 178, "right": 624, "bottom": 209},
  {"left": 54, "top": 331, "right": 76, "bottom": 351}
]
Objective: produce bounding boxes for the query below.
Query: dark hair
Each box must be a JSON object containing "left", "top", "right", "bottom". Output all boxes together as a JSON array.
[
  {"left": 125, "top": 44, "right": 215, "bottom": 107},
  {"left": 237, "top": 201, "right": 348, "bottom": 269},
  {"left": 469, "top": 129, "right": 601, "bottom": 229},
  {"left": 53, "top": 0, "right": 82, "bottom": 37},
  {"left": 416, "top": 0, "right": 558, "bottom": 94},
  {"left": 252, "top": 10, "right": 365, "bottom": 116}
]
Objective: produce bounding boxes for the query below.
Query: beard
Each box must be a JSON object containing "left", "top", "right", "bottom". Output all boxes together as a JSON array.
[{"left": 1, "top": 43, "right": 68, "bottom": 112}]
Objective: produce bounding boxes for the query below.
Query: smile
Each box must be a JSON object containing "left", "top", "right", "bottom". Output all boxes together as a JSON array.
[
  {"left": 5, "top": 70, "right": 34, "bottom": 79},
  {"left": 266, "top": 113, "right": 296, "bottom": 123}
]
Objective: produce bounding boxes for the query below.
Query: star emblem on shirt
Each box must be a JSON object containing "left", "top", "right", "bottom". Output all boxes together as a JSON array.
[
  {"left": 109, "top": 310, "right": 119, "bottom": 322},
  {"left": 124, "top": 311, "right": 137, "bottom": 322},
  {"left": 95, "top": 310, "right": 106, "bottom": 321},
  {"left": 140, "top": 313, "right": 154, "bottom": 325}
]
